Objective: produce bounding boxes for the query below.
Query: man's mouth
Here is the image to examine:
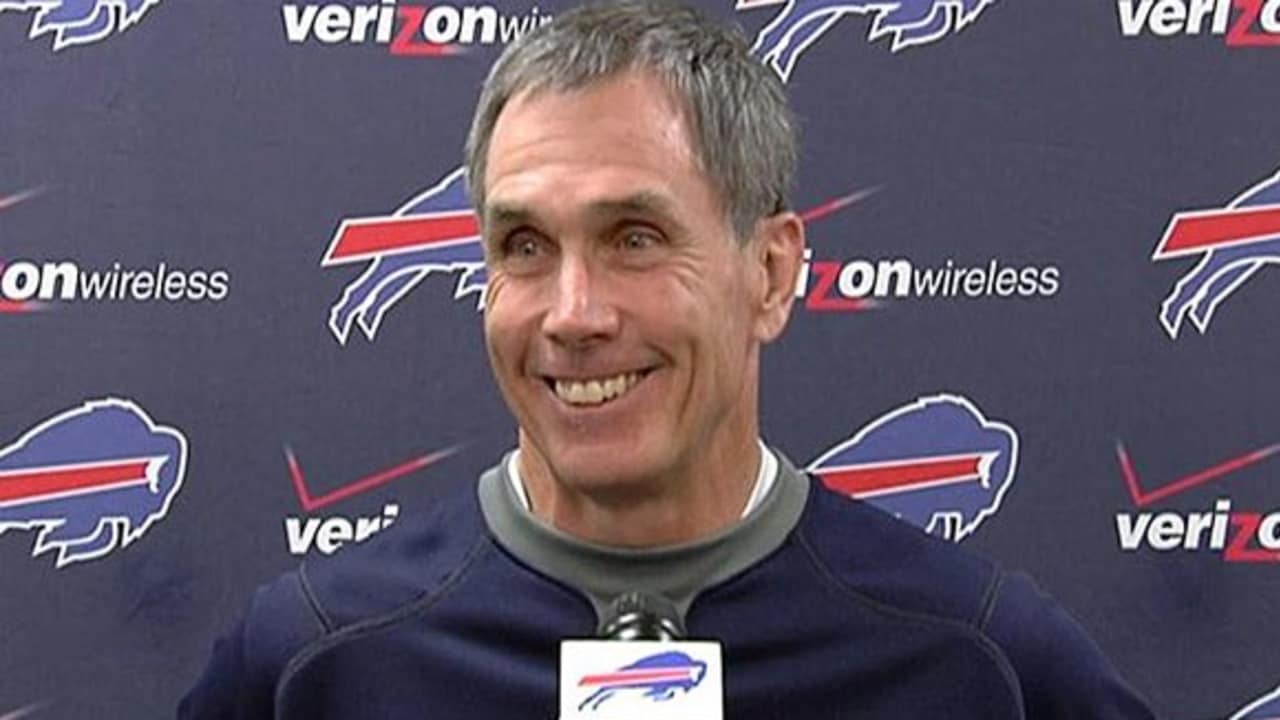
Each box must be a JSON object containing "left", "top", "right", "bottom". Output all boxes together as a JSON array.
[{"left": 548, "top": 370, "right": 652, "bottom": 407}]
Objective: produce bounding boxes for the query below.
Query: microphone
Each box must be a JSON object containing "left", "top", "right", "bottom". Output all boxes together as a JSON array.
[{"left": 597, "top": 591, "right": 685, "bottom": 641}]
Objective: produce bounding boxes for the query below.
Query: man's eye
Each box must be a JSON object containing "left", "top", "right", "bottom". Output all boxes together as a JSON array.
[
  {"left": 620, "top": 230, "right": 662, "bottom": 251},
  {"left": 505, "top": 233, "right": 545, "bottom": 258}
]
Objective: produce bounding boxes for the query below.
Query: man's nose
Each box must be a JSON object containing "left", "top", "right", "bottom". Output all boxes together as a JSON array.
[{"left": 541, "top": 255, "right": 620, "bottom": 346}]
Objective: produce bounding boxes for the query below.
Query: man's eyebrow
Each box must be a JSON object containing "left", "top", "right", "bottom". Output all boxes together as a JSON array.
[
  {"left": 484, "top": 192, "right": 685, "bottom": 232},
  {"left": 584, "top": 191, "right": 679, "bottom": 220},
  {"left": 484, "top": 203, "right": 535, "bottom": 229}
]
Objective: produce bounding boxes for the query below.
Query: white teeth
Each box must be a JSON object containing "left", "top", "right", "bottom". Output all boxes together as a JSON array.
[{"left": 554, "top": 372, "right": 643, "bottom": 406}]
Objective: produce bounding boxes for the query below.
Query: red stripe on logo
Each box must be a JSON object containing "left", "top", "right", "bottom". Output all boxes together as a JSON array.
[
  {"left": 1155, "top": 204, "right": 1280, "bottom": 258},
  {"left": 0, "top": 459, "right": 154, "bottom": 505},
  {"left": 816, "top": 454, "right": 985, "bottom": 497},
  {"left": 324, "top": 212, "right": 479, "bottom": 263},
  {"left": 578, "top": 668, "right": 694, "bottom": 687}
]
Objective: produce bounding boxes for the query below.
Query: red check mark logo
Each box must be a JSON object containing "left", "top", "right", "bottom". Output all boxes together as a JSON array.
[
  {"left": 799, "top": 187, "right": 879, "bottom": 224},
  {"left": 798, "top": 187, "right": 882, "bottom": 313},
  {"left": 1, "top": 186, "right": 48, "bottom": 315},
  {"left": 1116, "top": 441, "right": 1280, "bottom": 507},
  {"left": 285, "top": 445, "right": 458, "bottom": 512},
  {"left": 0, "top": 186, "right": 44, "bottom": 212},
  {"left": 1, "top": 702, "right": 46, "bottom": 720}
]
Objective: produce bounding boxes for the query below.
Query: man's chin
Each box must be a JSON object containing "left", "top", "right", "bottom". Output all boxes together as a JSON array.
[{"left": 540, "top": 446, "right": 670, "bottom": 497}]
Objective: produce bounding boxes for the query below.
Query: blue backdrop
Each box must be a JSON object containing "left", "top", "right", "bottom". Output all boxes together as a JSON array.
[{"left": 2, "top": 1, "right": 1279, "bottom": 717}]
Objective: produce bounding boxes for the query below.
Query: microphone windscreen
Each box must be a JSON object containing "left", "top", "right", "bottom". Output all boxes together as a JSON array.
[{"left": 598, "top": 591, "right": 685, "bottom": 640}]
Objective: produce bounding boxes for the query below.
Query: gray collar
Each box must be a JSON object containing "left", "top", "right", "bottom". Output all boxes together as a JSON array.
[{"left": 476, "top": 449, "right": 811, "bottom": 629}]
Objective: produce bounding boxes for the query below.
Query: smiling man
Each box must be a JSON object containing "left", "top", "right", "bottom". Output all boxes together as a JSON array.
[
  {"left": 478, "top": 66, "right": 801, "bottom": 548},
  {"left": 180, "top": 2, "right": 1154, "bottom": 718}
]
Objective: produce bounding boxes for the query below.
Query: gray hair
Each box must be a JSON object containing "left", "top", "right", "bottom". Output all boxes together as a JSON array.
[{"left": 464, "top": 0, "right": 797, "bottom": 243}]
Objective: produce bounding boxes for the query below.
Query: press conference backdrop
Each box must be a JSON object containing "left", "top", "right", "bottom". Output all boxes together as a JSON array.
[{"left": 2, "top": 1, "right": 1278, "bottom": 717}]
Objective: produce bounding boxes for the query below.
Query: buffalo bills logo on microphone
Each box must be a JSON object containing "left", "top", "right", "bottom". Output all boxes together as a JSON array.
[
  {"left": 577, "top": 651, "right": 708, "bottom": 712},
  {"left": 0, "top": 398, "right": 187, "bottom": 567},
  {"left": 1232, "top": 683, "right": 1280, "bottom": 720},
  {"left": 738, "top": 0, "right": 1000, "bottom": 81},
  {"left": 322, "top": 166, "right": 484, "bottom": 345},
  {"left": 0, "top": 0, "right": 162, "bottom": 51},
  {"left": 809, "top": 394, "right": 1017, "bottom": 541},
  {"left": 1154, "top": 167, "right": 1280, "bottom": 339}
]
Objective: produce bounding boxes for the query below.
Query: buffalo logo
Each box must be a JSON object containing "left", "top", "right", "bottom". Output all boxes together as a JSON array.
[
  {"left": 1232, "top": 683, "right": 1280, "bottom": 720},
  {"left": 809, "top": 394, "right": 1017, "bottom": 541},
  {"left": 0, "top": 0, "right": 162, "bottom": 50},
  {"left": 1155, "top": 168, "right": 1280, "bottom": 339},
  {"left": 738, "top": 0, "right": 999, "bottom": 81},
  {"left": 0, "top": 398, "right": 187, "bottom": 567},
  {"left": 577, "top": 651, "right": 707, "bottom": 712},
  {"left": 322, "top": 166, "right": 484, "bottom": 345}
]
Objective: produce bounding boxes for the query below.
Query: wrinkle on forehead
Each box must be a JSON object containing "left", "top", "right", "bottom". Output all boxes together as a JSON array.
[
  {"left": 483, "top": 70, "right": 717, "bottom": 208},
  {"left": 485, "top": 191, "right": 684, "bottom": 233}
]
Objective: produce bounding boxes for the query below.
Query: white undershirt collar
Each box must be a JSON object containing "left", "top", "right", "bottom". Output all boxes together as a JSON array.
[{"left": 507, "top": 439, "right": 779, "bottom": 520}]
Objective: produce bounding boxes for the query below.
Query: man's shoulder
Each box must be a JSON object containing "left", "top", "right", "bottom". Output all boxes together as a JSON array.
[
  {"left": 797, "top": 481, "right": 1004, "bottom": 629},
  {"left": 291, "top": 477, "right": 489, "bottom": 632},
  {"left": 796, "top": 482, "right": 1154, "bottom": 717},
  {"left": 179, "top": 480, "right": 492, "bottom": 717},
  {"left": 240, "top": 476, "right": 488, "bottom": 652}
]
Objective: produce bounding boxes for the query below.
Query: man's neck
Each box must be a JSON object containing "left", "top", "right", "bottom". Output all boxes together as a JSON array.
[{"left": 515, "top": 437, "right": 763, "bottom": 548}]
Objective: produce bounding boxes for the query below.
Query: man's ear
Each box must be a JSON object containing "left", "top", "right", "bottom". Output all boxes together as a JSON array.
[{"left": 751, "top": 211, "right": 805, "bottom": 343}]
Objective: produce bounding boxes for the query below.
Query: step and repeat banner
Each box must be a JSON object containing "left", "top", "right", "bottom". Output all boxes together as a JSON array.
[{"left": 2, "top": 1, "right": 1278, "bottom": 718}]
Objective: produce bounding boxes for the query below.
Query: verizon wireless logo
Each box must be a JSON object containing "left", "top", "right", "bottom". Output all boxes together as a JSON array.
[
  {"left": 1118, "top": 0, "right": 1280, "bottom": 46},
  {"left": 282, "top": 1, "right": 550, "bottom": 55},
  {"left": 1114, "top": 441, "right": 1280, "bottom": 562},
  {"left": 281, "top": 444, "right": 457, "bottom": 555}
]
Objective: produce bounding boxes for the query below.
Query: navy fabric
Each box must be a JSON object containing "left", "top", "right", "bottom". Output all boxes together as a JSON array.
[{"left": 180, "top": 476, "right": 1153, "bottom": 719}]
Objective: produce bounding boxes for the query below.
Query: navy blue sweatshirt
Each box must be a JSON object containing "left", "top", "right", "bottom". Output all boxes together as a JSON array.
[{"left": 180, "top": 452, "right": 1153, "bottom": 719}]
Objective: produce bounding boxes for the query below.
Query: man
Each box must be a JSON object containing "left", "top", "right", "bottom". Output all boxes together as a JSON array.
[{"left": 181, "top": 2, "right": 1154, "bottom": 717}]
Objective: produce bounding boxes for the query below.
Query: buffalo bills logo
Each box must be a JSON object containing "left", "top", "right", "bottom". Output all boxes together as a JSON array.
[
  {"left": 1232, "top": 683, "right": 1280, "bottom": 720},
  {"left": 808, "top": 394, "right": 1017, "bottom": 541},
  {"left": 577, "top": 651, "right": 707, "bottom": 712},
  {"left": 738, "top": 0, "right": 1000, "bottom": 81},
  {"left": 0, "top": 398, "right": 187, "bottom": 567},
  {"left": 322, "top": 166, "right": 485, "bottom": 345},
  {"left": 1154, "top": 168, "right": 1280, "bottom": 339},
  {"left": 0, "top": 0, "right": 162, "bottom": 51}
]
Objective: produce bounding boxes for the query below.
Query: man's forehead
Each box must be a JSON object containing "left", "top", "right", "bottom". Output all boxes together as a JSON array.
[
  {"left": 503, "top": 69, "right": 688, "bottom": 125},
  {"left": 478, "top": 68, "right": 731, "bottom": 234},
  {"left": 484, "top": 70, "right": 699, "bottom": 175}
]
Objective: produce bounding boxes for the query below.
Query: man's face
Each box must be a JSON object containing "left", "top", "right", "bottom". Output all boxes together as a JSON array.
[{"left": 481, "top": 71, "right": 794, "bottom": 494}]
